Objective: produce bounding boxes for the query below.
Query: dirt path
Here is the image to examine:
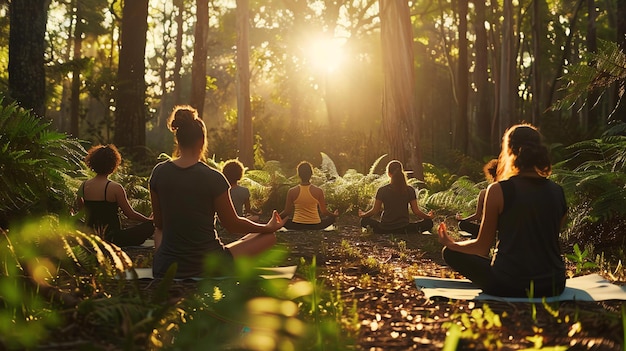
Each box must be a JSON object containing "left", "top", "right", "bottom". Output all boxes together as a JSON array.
[{"left": 234, "top": 218, "right": 625, "bottom": 350}]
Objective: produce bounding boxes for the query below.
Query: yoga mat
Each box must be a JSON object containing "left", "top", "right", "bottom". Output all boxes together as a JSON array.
[
  {"left": 278, "top": 225, "right": 336, "bottom": 232},
  {"left": 415, "top": 274, "right": 626, "bottom": 302},
  {"left": 123, "top": 265, "right": 298, "bottom": 281}
]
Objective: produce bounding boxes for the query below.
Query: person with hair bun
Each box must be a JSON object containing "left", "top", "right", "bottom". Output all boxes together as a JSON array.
[
  {"left": 359, "top": 160, "right": 434, "bottom": 234},
  {"left": 438, "top": 123, "right": 567, "bottom": 297},
  {"left": 455, "top": 158, "right": 498, "bottom": 239},
  {"left": 74, "top": 144, "right": 154, "bottom": 246},
  {"left": 149, "top": 105, "right": 286, "bottom": 279},
  {"left": 279, "top": 161, "right": 339, "bottom": 230}
]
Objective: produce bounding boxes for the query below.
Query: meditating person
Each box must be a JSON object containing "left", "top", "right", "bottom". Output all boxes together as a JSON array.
[
  {"left": 279, "top": 161, "right": 338, "bottom": 230},
  {"left": 74, "top": 144, "right": 154, "bottom": 247},
  {"left": 455, "top": 159, "right": 498, "bottom": 239},
  {"left": 222, "top": 159, "right": 261, "bottom": 222},
  {"left": 437, "top": 123, "right": 567, "bottom": 297},
  {"left": 359, "top": 160, "right": 434, "bottom": 234},
  {"left": 149, "top": 105, "right": 286, "bottom": 279}
]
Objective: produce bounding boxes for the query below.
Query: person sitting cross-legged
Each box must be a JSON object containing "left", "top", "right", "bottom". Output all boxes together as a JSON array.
[
  {"left": 222, "top": 159, "right": 261, "bottom": 222},
  {"left": 359, "top": 160, "right": 434, "bottom": 234},
  {"left": 279, "top": 161, "right": 338, "bottom": 231}
]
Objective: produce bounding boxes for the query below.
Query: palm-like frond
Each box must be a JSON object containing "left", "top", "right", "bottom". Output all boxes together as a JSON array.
[
  {"left": 554, "top": 40, "right": 626, "bottom": 112},
  {"left": 0, "top": 97, "right": 86, "bottom": 224}
]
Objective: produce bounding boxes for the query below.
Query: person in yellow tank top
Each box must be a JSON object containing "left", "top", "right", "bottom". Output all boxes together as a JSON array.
[{"left": 280, "top": 161, "right": 339, "bottom": 230}]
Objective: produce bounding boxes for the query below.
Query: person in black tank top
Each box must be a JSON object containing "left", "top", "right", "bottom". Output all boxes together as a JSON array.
[
  {"left": 74, "top": 144, "right": 154, "bottom": 247},
  {"left": 437, "top": 124, "right": 567, "bottom": 298}
]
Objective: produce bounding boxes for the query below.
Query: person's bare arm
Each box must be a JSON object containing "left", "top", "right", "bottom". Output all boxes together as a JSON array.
[
  {"left": 216, "top": 191, "right": 286, "bottom": 234},
  {"left": 279, "top": 187, "right": 296, "bottom": 218},
  {"left": 359, "top": 198, "right": 382, "bottom": 218},
  {"left": 115, "top": 183, "right": 151, "bottom": 221},
  {"left": 313, "top": 186, "right": 338, "bottom": 217},
  {"left": 149, "top": 189, "right": 162, "bottom": 249},
  {"left": 438, "top": 183, "right": 502, "bottom": 257},
  {"left": 409, "top": 200, "right": 434, "bottom": 220}
]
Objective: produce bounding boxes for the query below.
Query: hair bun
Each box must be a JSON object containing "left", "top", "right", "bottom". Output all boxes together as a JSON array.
[{"left": 170, "top": 108, "right": 196, "bottom": 131}]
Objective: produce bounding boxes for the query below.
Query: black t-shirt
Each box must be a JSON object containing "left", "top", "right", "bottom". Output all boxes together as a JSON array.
[
  {"left": 492, "top": 176, "right": 567, "bottom": 283},
  {"left": 375, "top": 184, "right": 417, "bottom": 231},
  {"left": 149, "top": 160, "right": 230, "bottom": 278}
]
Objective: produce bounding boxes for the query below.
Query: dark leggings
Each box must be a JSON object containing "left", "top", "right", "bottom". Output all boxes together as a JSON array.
[
  {"left": 458, "top": 220, "right": 480, "bottom": 238},
  {"left": 283, "top": 216, "right": 336, "bottom": 230},
  {"left": 106, "top": 221, "right": 154, "bottom": 247},
  {"left": 360, "top": 217, "right": 434, "bottom": 234},
  {"left": 442, "top": 247, "right": 565, "bottom": 297}
]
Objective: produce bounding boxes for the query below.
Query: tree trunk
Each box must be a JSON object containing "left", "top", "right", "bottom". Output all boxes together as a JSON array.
[
  {"left": 114, "top": 0, "right": 148, "bottom": 156},
  {"left": 8, "top": 0, "right": 49, "bottom": 118},
  {"left": 614, "top": 0, "right": 626, "bottom": 122},
  {"left": 191, "top": 0, "right": 209, "bottom": 118},
  {"left": 471, "top": 0, "right": 491, "bottom": 157},
  {"left": 379, "top": 0, "right": 423, "bottom": 180},
  {"left": 455, "top": 0, "right": 469, "bottom": 153},
  {"left": 70, "top": 1, "right": 83, "bottom": 137},
  {"left": 498, "top": 0, "right": 515, "bottom": 136},
  {"left": 236, "top": 0, "right": 253, "bottom": 167},
  {"left": 584, "top": 0, "right": 600, "bottom": 131},
  {"left": 531, "top": 0, "right": 542, "bottom": 127},
  {"left": 173, "top": 0, "right": 185, "bottom": 105}
]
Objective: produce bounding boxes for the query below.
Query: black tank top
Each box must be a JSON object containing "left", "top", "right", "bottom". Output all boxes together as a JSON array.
[{"left": 83, "top": 181, "right": 121, "bottom": 237}]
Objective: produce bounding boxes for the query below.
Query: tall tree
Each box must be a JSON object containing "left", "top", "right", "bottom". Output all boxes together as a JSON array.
[
  {"left": 70, "top": 0, "right": 83, "bottom": 137},
  {"left": 497, "top": 0, "right": 516, "bottom": 136},
  {"left": 8, "top": 0, "right": 49, "bottom": 117},
  {"left": 585, "top": 0, "right": 599, "bottom": 131},
  {"left": 115, "top": 0, "right": 148, "bottom": 155},
  {"left": 236, "top": 0, "right": 253, "bottom": 167},
  {"left": 615, "top": 0, "right": 626, "bottom": 122},
  {"left": 455, "top": 0, "right": 469, "bottom": 153},
  {"left": 531, "top": 0, "right": 542, "bottom": 126},
  {"left": 191, "top": 0, "right": 209, "bottom": 117},
  {"left": 379, "top": 0, "right": 423, "bottom": 179},
  {"left": 471, "top": 0, "right": 492, "bottom": 157},
  {"left": 173, "top": 0, "right": 185, "bottom": 105}
]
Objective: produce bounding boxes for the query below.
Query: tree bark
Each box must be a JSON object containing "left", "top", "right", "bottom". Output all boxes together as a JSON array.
[
  {"left": 585, "top": 0, "right": 600, "bottom": 131},
  {"left": 8, "top": 0, "right": 49, "bottom": 118},
  {"left": 173, "top": 0, "right": 185, "bottom": 106},
  {"left": 455, "top": 0, "right": 469, "bottom": 153},
  {"left": 191, "top": 0, "right": 209, "bottom": 118},
  {"left": 114, "top": 0, "right": 148, "bottom": 156},
  {"left": 236, "top": 0, "right": 253, "bottom": 167},
  {"left": 70, "top": 1, "right": 83, "bottom": 137},
  {"left": 472, "top": 0, "right": 491, "bottom": 157},
  {"left": 379, "top": 0, "right": 423, "bottom": 180},
  {"left": 498, "top": 0, "right": 515, "bottom": 136}
]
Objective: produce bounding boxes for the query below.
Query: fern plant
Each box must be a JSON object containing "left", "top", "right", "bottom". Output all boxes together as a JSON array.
[
  {"left": 0, "top": 97, "right": 85, "bottom": 227},
  {"left": 554, "top": 40, "right": 626, "bottom": 114}
]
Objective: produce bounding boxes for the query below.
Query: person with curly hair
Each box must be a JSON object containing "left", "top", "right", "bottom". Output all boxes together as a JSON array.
[
  {"left": 74, "top": 144, "right": 154, "bottom": 247},
  {"left": 222, "top": 159, "right": 261, "bottom": 222},
  {"left": 438, "top": 123, "right": 567, "bottom": 297}
]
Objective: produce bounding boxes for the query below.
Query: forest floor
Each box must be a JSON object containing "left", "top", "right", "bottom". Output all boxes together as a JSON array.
[{"left": 132, "top": 216, "right": 625, "bottom": 350}]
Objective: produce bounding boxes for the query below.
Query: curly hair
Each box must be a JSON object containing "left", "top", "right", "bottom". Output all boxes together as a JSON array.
[
  {"left": 222, "top": 159, "right": 245, "bottom": 185},
  {"left": 84, "top": 144, "right": 121, "bottom": 175}
]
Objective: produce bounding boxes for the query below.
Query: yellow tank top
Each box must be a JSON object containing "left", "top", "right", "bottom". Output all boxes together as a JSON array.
[{"left": 292, "top": 185, "right": 321, "bottom": 224}]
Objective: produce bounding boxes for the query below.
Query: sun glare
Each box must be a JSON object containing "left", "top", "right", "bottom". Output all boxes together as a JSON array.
[{"left": 305, "top": 36, "right": 347, "bottom": 73}]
